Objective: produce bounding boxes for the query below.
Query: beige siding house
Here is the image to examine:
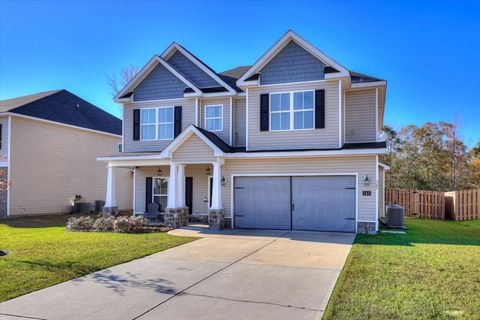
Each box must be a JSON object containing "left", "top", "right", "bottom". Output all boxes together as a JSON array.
[
  {"left": 99, "top": 30, "right": 388, "bottom": 233},
  {"left": 0, "top": 90, "right": 132, "bottom": 217}
]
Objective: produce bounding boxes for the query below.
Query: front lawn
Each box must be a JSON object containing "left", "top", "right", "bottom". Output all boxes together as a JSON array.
[
  {"left": 0, "top": 215, "right": 196, "bottom": 302},
  {"left": 324, "top": 218, "right": 480, "bottom": 320}
]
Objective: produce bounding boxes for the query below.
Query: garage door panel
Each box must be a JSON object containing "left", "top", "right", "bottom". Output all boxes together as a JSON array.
[
  {"left": 292, "top": 176, "right": 356, "bottom": 232},
  {"left": 234, "top": 177, "right": 291, "bottom": 230}
]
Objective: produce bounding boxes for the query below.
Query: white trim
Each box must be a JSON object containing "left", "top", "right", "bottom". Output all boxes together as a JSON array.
[
  {"left": 106, "top": 159, "right": 170, "bottom": 167},
  {"left": 114, "top": 55, "right": 202, "bottom": 102},
  {"left": 382, "top": 163, "right": 386, "bottom": 219},
  {"left": 351, "top": 80, "right": 386, "bottom": 89},
  {"left": 121, "top": 109, "right": 125, "bottom": 152},
  {"left": 225, "top": 148, "right": 386, "bottom": 159},
  {"left": 245, "top": 87, "right": 249, "bottom": 151},
  {"left": 338, "top": 80, "right": 342, "bottom": 148},
  {"left": 378, "top": 162, "right": 391, "bottom": 171},
  {"left": 139, "top": 106, "right": 175, "bottom": 141},
  {"left": 237, "top": 30, "right": 349, "bottom": 86},
  {"left": 159, "top": 124, "right": 224, "bottom": 158},
  {"left": 269, "top": 90, "right": 315, "bottom": 131},
  {"left": 98, "top": 154, "right": 163, "bottom": 162},
  {"left": 160, "top": 43, "right": 237, "bottom": 94},
  {"left": 195, "top": 98, "right": 199, "bottom": 126},
  {"left": 229, "top": 97, "right": 233, "bottom": 145},
  {"left": 375, "top": 88, "right": 379, "bottom": 140},
  {"left": 204, "top": 104, "right": 223, "bottom": 132},
  {"left": 230, "top": 172, "right": 358, "bottom": 233},
  {"left": 2, "top": 112, "right": 121, "bottom": 138},
  {"left": 343, "top": 90, "right": 346, "bottom": 144},
  {"left": 258, "top": 79, "right": 329, "bottom": 88},
  {"left": 6, "top": 116, "right": 11, "bottom": 216},
  {"left": 132, "top": 168, "right": 136, "bottom": 213}
]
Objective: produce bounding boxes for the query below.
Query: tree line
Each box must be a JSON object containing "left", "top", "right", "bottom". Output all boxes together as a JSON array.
[{"left": 381, "top": 122, "right": 480, "bottom": 191}]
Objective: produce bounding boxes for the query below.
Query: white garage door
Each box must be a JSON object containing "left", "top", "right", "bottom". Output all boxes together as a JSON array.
[{"left": 233, "top": 176, "right": 356, "bottom": 232}]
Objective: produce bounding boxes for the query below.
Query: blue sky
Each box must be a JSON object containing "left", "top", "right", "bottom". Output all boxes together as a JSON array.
[{"left": 1, "top": 0, "right": 479, "bottom": 146}]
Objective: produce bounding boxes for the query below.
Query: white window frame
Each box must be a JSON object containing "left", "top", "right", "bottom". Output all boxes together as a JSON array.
[
  {"left": 140, "top": 107, "right": 157, "bottom": 141},
  {"left": 157, "top": 106, "right": 175, "bottom": 141},
  {"left": 139, "top": 106, "right": 174, "bottom": 141},
  {"left": 269, "top": 90, "right": 315, "bottom": 132},
  {"left": 152, "top": 176, "right": 168, "bottom": 212},
  {"left": 204, "top": 104, "right": 223, "bottom": 132}
]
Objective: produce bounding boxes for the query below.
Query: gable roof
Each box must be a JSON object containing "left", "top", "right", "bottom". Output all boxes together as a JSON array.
[
  {"left": 0, "top": 90, "right": 122, "bottom": 135},
  {"left": 237, "top": 30, "right": 350, "bottom": 86},
  {"left": 161, "top": 43, "right": 238, "bottom": 94},
  {"left": 350, "top": 71, "right": 384, "bottom": 83},
  {"left": 220, "top": 66, "right": 252, "bottom": 79},
  {"left": 113, "top": 55, "right": 201, "bottom": 102}
]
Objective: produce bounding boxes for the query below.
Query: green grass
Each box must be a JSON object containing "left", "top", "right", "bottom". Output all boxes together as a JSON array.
[
  {"left": 0, "top": 215, "right": 196, "bottom": 302},
  {"left": 324, "top": 218, "right": 480, "bottom": 320}
]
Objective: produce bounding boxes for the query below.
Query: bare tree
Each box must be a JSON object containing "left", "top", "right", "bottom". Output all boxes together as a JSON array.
[{"left": 106, "top": 64, "right": 140, "bottom": 96}]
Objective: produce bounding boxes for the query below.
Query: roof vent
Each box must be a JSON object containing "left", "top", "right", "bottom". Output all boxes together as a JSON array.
[{"left": 76, "top": 104, "right": 80, "bottom": 109}]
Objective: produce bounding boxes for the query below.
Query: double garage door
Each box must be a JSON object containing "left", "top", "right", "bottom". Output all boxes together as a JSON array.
[{"left": 234, "top": 176, "right": 356, "bottom": 233}]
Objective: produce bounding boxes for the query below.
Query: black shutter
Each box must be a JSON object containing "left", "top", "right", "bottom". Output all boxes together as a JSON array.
[
  {"left": 0, "top": 124, "right": 2, "bottom": 149},
  {"left": 133, "top": 109, "right": 140, "bottom": 140},
  {"left": 260, "top": 94, "right": 269, "bottom": 131},
  {"left": 145, "top": 177, "right": 153, "bottom": 211},
  {"left": 315, "top": 90, "right": 325, "bottom": 129},
  {"left": 174, "top": 106, "right": 182, "bottom": 138}
]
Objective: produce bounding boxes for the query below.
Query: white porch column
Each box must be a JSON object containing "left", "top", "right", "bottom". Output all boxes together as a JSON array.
[
  {"left": 176, "top": 164, "right": 186, "bottom": 207},
  {"left": 105, "top": 166, "right": 117, "bottom": 207},
  {"left": 167, "top": 162, "right": 177, "bottom": 208},
  {"left": 210, "top": 161, "right": 223, "bottom": 209}
]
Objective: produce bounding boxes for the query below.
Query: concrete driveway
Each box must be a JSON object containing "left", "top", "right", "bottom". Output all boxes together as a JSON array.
[{"left": 0, "top": 227, "right": 354, "bottom": 320}]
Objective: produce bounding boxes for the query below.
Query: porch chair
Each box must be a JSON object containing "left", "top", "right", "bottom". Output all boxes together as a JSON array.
[{"left": 144, "top": 202, "right": 160, "bottom": 223}]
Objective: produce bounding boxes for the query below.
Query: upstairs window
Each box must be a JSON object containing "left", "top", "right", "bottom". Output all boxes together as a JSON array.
[
  {"left": 140, "top": 108, "right": 156, "bottom": 140},
  {"left": 205, "top": 105, "right": 223, "bottom": 131},
  {"left": 158, "top": 107, "right": 174, "bottom": 140},
  {"left": 140, "top": 107, "right": 174, "bottom": 141},
  {"left": 270, "top": 90, "right": 314, "bottom": 131}
]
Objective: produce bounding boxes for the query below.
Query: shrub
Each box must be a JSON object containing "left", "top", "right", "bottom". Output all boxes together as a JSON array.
[
  {"left": 92, "top": 217, "right": 114, "bottom": 232},
  {"left": 128, "top": 216, "right": 149, "bottom": 233},
  {"left": 66, "top": 216, "right": 95, "bottom": 232},
  {"left": 113, "top": 216, "right": 130, "bottom": 233}
]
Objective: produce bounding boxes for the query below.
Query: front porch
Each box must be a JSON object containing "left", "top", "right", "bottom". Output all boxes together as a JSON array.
[{"left": 101, "top": 160, "right": 228, "bottom": 230}]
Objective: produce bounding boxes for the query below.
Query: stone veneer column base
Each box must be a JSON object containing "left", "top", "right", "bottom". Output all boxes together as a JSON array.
[
  {"left": 357, "top": 221, "right": 377, "bottom": 234},
  {"left": 165, "top": 207, "right": 189, "bottom": 228},
  {"left": 208, "top": 209, "right": 225, "bottom": 230},
  {"left": 102, "top": 206, "right": 118, "bottom": 217}
]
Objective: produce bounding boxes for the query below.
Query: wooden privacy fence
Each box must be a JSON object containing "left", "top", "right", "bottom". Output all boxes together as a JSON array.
[
  {"left": 386, "top": 189, "right": 445, "bottom": 220},
  {"left": 445, "top": 189, "right": 480, "bottom": 221}
]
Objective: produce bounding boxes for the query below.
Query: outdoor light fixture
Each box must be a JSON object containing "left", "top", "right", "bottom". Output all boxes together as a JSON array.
[
  {"left": 205, "top": 168, "right": 211, "bottom": 175},
  {"left": 221, "top": 176, "right": 226, "bottom": 186},
  {"left": 157, "top": 168, "right": 162, "bottom": 175},
  {"left": 363, "top": 175, "right": 371, "bottom": 186}
]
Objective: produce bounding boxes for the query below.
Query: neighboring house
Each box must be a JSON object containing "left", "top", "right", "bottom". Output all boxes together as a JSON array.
[
  {"left": 0, "top": 89, "right": 132, "bottom": 217},
  {"left": 98, "top": 30, "right": 388, "bottom": 233}
]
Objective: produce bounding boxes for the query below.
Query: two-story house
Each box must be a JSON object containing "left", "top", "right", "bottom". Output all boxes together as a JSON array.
[
  {"left": 98, "top": 30, "right": 388, "bottom": 233},
  {"left": 0, "top": 89, "right": 132, "bottom": 217}
]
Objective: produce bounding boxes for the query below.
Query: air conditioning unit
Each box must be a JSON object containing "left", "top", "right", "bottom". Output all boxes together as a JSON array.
[{"left": 386, "top": 204, "right": 405, "bottom": 229}]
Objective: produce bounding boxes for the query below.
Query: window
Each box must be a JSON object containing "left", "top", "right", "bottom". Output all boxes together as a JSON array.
[
  {"left": 118, "top": 143, "right": 123, "bottom": 153},
  {"left": 293, "top": 91, "right": 314, "bottom": 129},
  {"left": 153, "top": 177, "right": 168, "bottom": 212},
  {"left": 205, "top": 105, "right": 223, "bottom": 131},
  {"left": 140, "top": 108, "right": 156, "bottom": 140},
  {"left": 158, "top": 107, "right": 174, "bottom": 140},
  {"left": 140, "top": 107, "right": 174, "bottom": 141},
  {"left": 270, "top": 91, "right": 314, "bottom": 131}
]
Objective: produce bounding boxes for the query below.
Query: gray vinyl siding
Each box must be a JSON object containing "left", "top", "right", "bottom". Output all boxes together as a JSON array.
[
  {"left": 260, "top": 41, "right": 325, "bottom": 85},
  {"left": 167, "top": 51, "right": 219, "bottom": 88},
  {"left": 199, "top": 97, "right": 231, "bottom": 144},
  {"left": 233, "top": 98, "right": 246, "bottom": 147},
  {"left": 133, "top": 63, "right": 187, "bottom": 101},
  {"left": 0, "top": 117, "right": 9, "bottom": 162},
  {"left": 345, "top": 89, "right": 377, "bottom": 143},
  {"left": 379, "top": 165, "right": 385, "bottom": 218},
  {"left": 123, "top": 98, "right": 195, "bottom": 153},
  {"left": 247, "top": 80, "right": 340, "bottom": 150},
  {"left": 172, "top": 134, "right": 215, "bottom": 163},
  {"left": 221, "top": 155, "right": 377, "bottom": 222}
]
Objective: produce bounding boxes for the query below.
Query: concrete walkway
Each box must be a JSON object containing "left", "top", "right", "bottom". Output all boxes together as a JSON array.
[{"left": 0, "top": 227, "right": 355, "bottom": 320}]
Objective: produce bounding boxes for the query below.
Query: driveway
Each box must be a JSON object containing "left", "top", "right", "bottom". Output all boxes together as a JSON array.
[{"left": 0, "top": 227, "right": 354, "bottom": 320}]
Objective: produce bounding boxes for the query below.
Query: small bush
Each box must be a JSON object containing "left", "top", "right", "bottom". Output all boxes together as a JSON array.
[
  {"left": 66, "top": 216, "right": 95, "bottom": 232},
  {"left": 113, "top": 216, "right": 130, "bottom": 233},
  {"left": 128, "top": 216, "right": 149, "bottom": 233},
  {"left": 92, "top": 217, "right": 114, "bottom": 232}
]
